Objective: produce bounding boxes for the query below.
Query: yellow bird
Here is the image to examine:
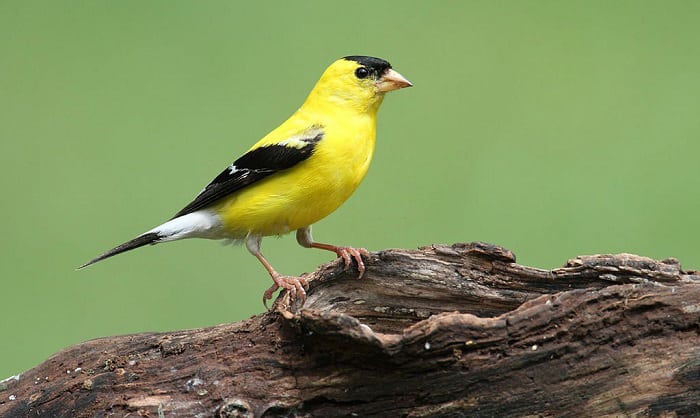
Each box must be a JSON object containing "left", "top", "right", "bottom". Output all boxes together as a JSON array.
[{"left": 80, "top": 55, "right": 412, "bottom": 305}]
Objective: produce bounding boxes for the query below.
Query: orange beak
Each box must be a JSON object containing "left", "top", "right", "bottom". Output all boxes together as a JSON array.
[{"left": 376, "top": 68, "right": 413, "bottom": 92}]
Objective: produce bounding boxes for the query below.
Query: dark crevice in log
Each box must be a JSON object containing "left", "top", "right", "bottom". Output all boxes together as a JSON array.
[{"left": 1, "top": 242, "right": 699, "bottom": 417}]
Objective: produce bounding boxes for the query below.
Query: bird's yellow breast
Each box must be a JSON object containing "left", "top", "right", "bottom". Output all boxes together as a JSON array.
[{"left": 214, "top": 110, "right": 376, "bottom": 238}]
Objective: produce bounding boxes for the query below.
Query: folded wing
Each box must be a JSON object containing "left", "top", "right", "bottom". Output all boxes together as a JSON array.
[{"left": 172, "top": 126, "right": 324, "bottom": 219}]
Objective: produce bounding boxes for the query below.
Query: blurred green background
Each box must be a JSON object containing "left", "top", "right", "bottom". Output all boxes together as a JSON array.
[{"left": 1, "top": 1, "right": 698, "bottom": 378}]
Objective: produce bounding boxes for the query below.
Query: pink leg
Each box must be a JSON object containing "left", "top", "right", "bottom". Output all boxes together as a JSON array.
[
  {"left": 246, "top": 235, "right": 308, "bottom": 307},
  {"left": 296, "top": 227, "right": 369, "bottom": 278}
]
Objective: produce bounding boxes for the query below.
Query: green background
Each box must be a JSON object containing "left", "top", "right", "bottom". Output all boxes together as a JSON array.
[{"left": 1, "top": 1, "right": 698, "bottom": 379}]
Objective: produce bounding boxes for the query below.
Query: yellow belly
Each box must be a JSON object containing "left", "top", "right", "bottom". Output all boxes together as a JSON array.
[{"left": 214, "top": 117, "right": 375, "bottom": 237}]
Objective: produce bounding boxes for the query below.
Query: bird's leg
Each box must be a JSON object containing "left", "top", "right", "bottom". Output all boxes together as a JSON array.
[
  {"left": 245, "top": 235, "right": 308, "bottom": 307},
  {"left": 296, "top": 226, "right": 369, "bottom": 278}
]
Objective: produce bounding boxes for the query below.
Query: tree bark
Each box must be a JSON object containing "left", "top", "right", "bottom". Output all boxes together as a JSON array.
[{"left": 1, "top": 242, "right": 699, "bottom": 417}]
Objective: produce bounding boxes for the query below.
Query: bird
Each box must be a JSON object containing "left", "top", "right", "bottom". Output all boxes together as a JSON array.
[{"left": 79, "top": 55, "right": 412, "bottom": 306}]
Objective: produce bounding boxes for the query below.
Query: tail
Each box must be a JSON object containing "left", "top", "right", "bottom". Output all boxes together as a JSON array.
[
  {"left": 78, "top": 232, "right": 161, "bottom": 269},
  {"left": 78, "top": 210, "right": 223, "bottom": 269}
]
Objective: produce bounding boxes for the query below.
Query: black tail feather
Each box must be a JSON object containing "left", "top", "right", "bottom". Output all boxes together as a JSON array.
[{"left": 78, "top": 232, "right": 161, "bottom": 269}]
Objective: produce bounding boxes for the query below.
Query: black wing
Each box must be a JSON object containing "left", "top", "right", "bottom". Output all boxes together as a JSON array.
[{"left": 172, "top": 127, "right": 324, "bottom": 219}]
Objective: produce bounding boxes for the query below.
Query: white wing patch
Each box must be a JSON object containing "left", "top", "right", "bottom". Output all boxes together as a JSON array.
[{"left": 227, "top": 164, "right": 250, "bottom": 178}]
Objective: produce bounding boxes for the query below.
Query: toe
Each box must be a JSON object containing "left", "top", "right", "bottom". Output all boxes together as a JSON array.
[
  {"left": 343, "top": 247, "right": 367, "bottom": 279},
  {"left": 351, "top": 249, "right": 366, "bottom": 278},
  {"left": 338, "top": 249, "right": 352, "bottom": 270},
  {"left": 263, "top": 286, "right": 277, "bottom": 308}
]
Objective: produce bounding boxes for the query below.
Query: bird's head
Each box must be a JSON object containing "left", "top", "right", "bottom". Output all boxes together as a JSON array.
[{"left": 304, "top": 56, "right": 412, "bottom": 114}]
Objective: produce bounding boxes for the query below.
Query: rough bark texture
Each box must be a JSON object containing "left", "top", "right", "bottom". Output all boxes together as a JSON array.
[{"left": 1, "top": 242, "right": 699, "bottom": 417}]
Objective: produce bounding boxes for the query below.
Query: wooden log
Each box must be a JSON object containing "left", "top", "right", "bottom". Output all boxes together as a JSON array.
[{"left": 1, "top": 242, "right": 699, "bottom": 417}]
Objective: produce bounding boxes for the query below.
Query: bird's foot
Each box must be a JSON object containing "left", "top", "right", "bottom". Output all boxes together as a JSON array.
[
  {"left": 334, "top": 246, "right": 370, "bottom": 278},
  {"left": 263, "top": 274, "right": 309, "bottom": 308}
]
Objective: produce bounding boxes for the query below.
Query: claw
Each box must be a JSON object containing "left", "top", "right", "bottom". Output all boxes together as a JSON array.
[
  {"left": 338, "top": 248, "right": 352, "bottom": 268},
  {"left": 262, "top": 274, "right": 308, "bottom": 309},
  {"left": 334, "top": 246, "right": 369, "bottom": 279},
  {"left": 262, "top": 283, "right": 279, "bottom": 308}
]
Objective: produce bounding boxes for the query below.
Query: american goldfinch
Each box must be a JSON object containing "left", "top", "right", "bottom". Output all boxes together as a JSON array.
[{"left": 80, "top": 55, "right": 412, "bottom": 305}]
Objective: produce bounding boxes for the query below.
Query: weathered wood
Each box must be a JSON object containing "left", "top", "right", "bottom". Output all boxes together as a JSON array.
[{"left": 1, "top": 242, "right": 699, "bottom": 417}]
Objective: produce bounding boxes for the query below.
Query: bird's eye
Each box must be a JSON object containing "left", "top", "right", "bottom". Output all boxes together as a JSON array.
[{"left": 354, "top": 67, "right": 370, "bottom": 79}]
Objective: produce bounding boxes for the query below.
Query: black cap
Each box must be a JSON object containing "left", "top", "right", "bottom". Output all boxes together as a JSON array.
[{"left": 343, "top": 56, "right": 392, "bottom": 77}]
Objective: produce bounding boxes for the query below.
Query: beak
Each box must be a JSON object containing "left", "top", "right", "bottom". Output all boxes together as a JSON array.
[{"left": 376, "top": 68, "right": 413, "bottom": 93}]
